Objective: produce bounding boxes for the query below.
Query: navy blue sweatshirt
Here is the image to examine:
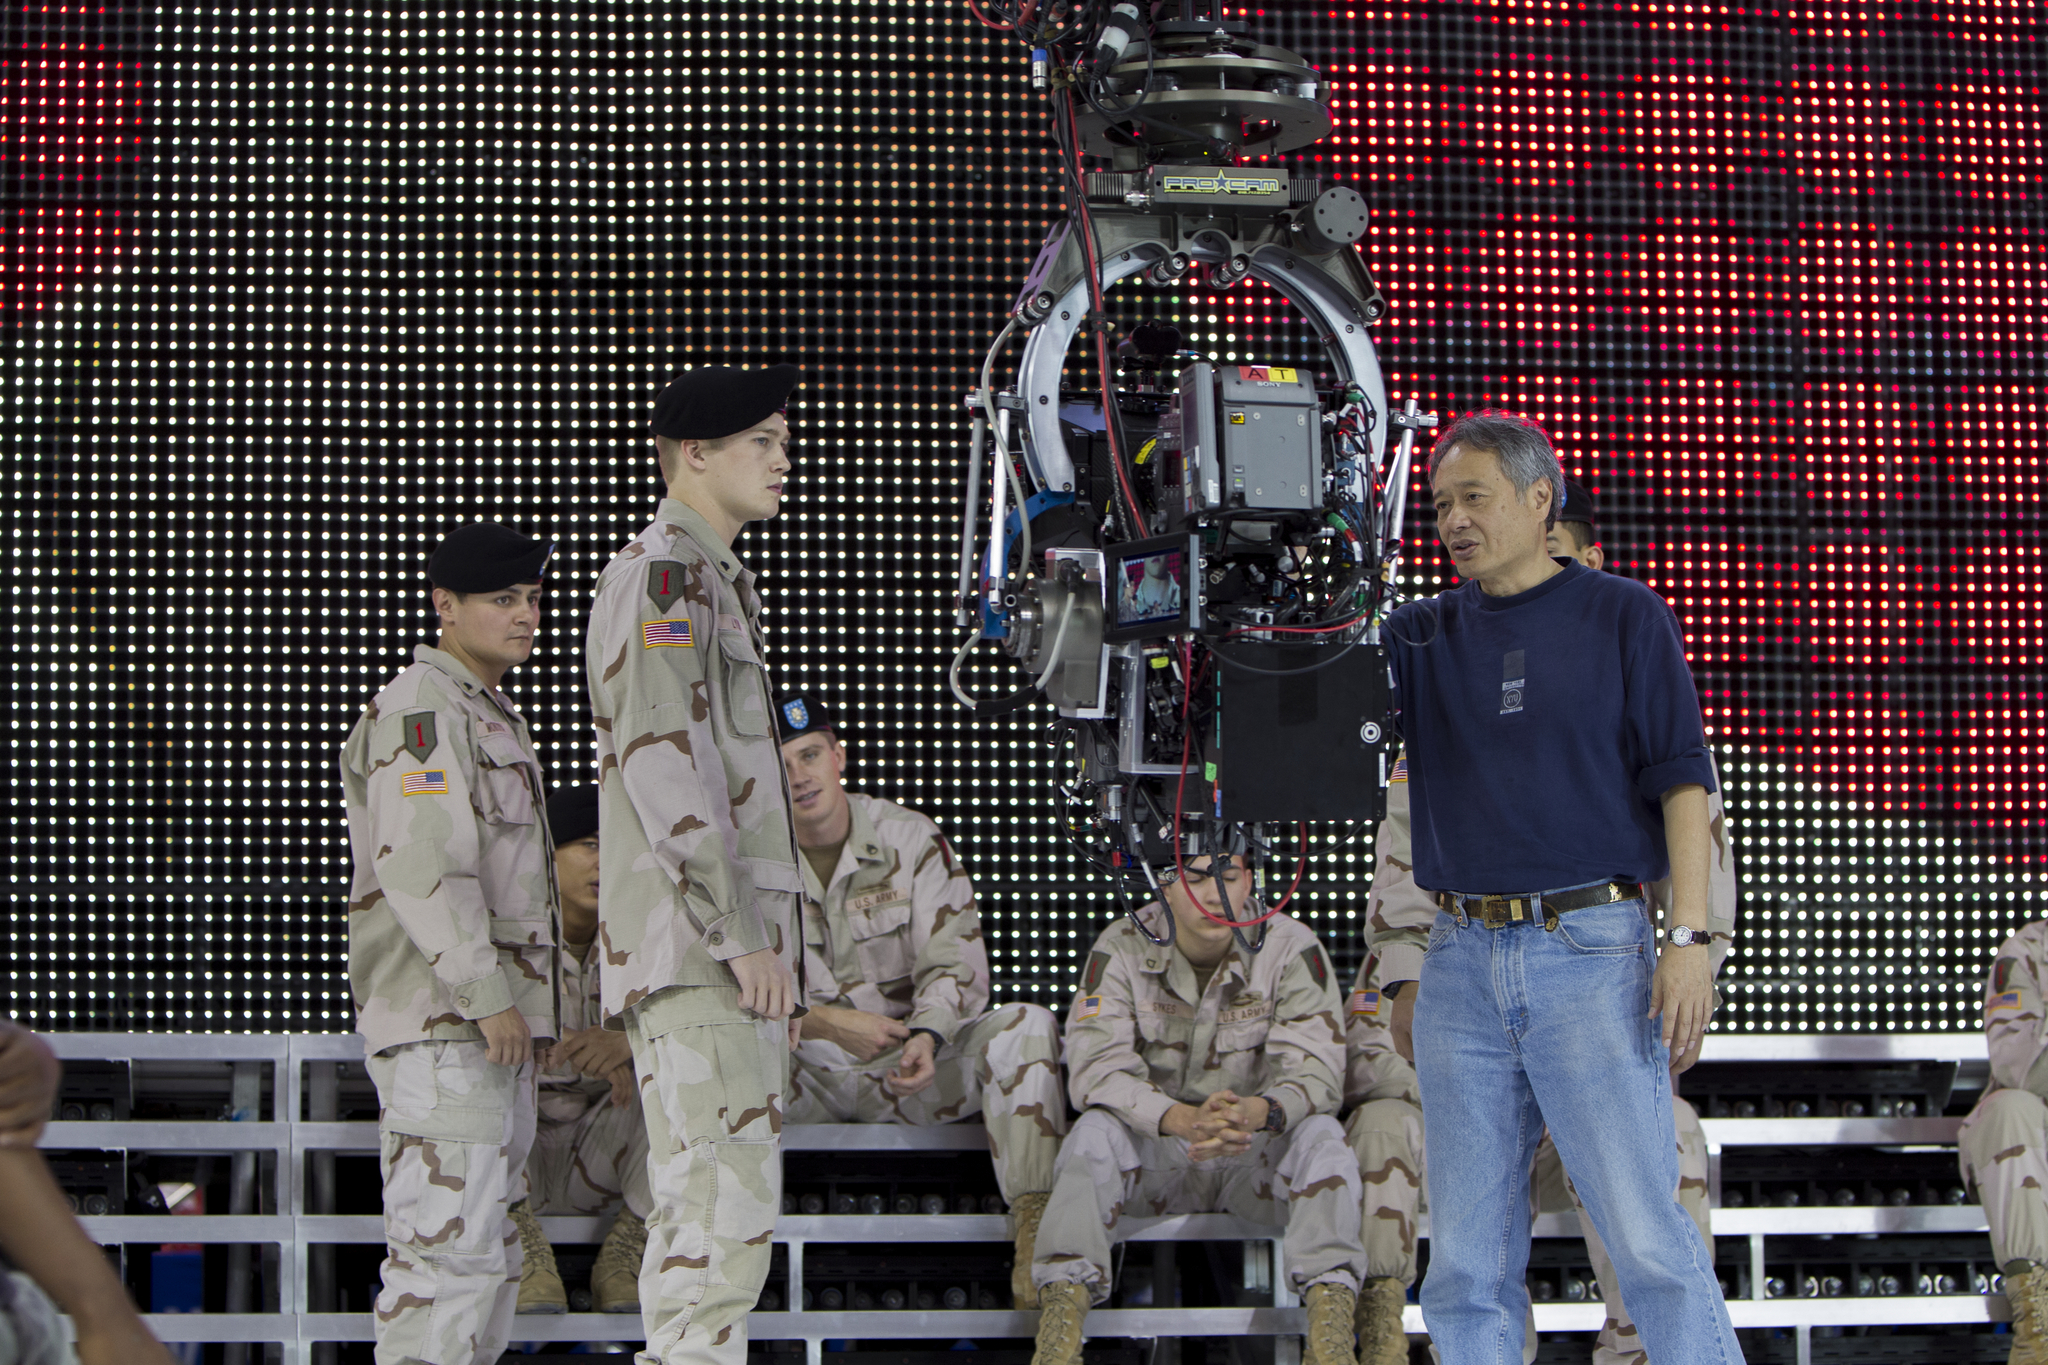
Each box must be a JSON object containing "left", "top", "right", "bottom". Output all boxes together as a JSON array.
[{"left": 1384, "top": 559, "right": 1716, "bottom": 894}]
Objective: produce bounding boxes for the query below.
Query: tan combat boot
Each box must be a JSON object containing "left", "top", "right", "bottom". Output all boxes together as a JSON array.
[
  {"left": 1354, "top": 1276, "right": 1409, "bottom": 1365},
  {"left": 2006, "top": 1262, "right": 2048, "bottom": 1365},
  {"left": 1032, "top": 1280, "right": 1090, "bottom": 1365},
  {"left": 1303, "top": 1282, "right": 1360, "bottom": 1365},
  {"left": 1009, "top": 1192, "right": 1052, "bottom": 1309},
  {"left": 592, "top": 1208, "right": 648, "bottom": 1313},
  {"left": 510, "top": 1200, "right": 567, "bottom": 1314}
]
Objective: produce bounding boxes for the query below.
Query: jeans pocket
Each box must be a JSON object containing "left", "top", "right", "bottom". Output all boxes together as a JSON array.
[
  {"left": 1424, "top": 914, "right": 1458, "bottom": 956},
  {"left": 1553, "top": 899, "right": 1648, "bottom": 956}
]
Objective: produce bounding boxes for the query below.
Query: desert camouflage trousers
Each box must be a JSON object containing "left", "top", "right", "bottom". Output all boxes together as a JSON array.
[
  {"left": 1532, "top": 1094, "right": 1712, "bottom": 1365},
  {"left": 1034, "top": 1108, "right": 1367, "bottom": 1305},
  {"left": 786, "top": 1003, "right": 1066, "bottom": 1198},
  {"left": 1345, "top": 1091, "right": 1707, "bottom": 1365},
  {"left": 365, "top": 1039, "right": 536, "bottom": 1365},
  {"left": 530, "top": 1087, "right": 654, "bottom": 1220},
  {"left": 625, "top": 987, "right": 792, "bottom": 1365},
  {"left": 1960, "top": 1086, "right": 2048, "bottom": 1270}
]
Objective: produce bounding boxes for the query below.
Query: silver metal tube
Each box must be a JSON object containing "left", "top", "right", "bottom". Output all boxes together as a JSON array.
[
  {"left": 1382, "top": 397, "right": 1421, "bottom": 550},
  {"left": 954, "top": 410, "right": 987, "bottom": 628},
  {"left": 984, "top": 407, "right": 1013, "bottom": 614}
]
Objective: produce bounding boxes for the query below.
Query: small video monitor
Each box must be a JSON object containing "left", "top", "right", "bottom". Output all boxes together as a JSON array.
[{"left": 1105, "top": 533, "right": 1201, "bottom": 643}]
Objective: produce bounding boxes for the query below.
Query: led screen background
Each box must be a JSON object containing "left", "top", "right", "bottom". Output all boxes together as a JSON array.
[{"left": 6, "top": 1, "right": 2041, "bottom": 1033}]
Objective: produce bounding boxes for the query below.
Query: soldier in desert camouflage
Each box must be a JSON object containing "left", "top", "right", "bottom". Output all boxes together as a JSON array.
[
  {"left": 1352, "top": 483, "right": 1735, "bottom": 1365},
  {"left": 340, "top": 524, "right": 562, "bottom": 1365},
  {"left": 584, "top": 363, "right": 805, "bottom": 1365},
  {"left": 1030, "top": 851, "right": 1365, "bottom": 1365},
  {"left": 773, "top": 692, "right": 1067, "bottom": 1304},
  {"left": 509, "top": 785, "right": 651, "bottom": 1316},
  {"left": 1958, "top": 923, "right": 2048, "bottom": 1365}
]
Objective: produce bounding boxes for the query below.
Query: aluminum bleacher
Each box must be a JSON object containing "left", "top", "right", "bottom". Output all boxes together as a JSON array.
[{"left": 35, "top": 1032, "right": 2010, "bottom": 1365}]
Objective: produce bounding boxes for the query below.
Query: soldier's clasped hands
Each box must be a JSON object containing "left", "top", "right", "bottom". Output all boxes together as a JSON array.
[{"left": 1162, "top": 1089, "right": 1267, "bottom": 1162}]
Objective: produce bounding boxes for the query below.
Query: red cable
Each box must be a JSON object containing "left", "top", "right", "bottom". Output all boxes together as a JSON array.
[
  {"left": 966, "top": 0, "right": 1016, "bottom": 30},
  {"left": 1060, "top": 87, "right": 1147, "bottom": 531},
  {"left": 1168, "top": 640, "right": 1287, "bottom": 930}
]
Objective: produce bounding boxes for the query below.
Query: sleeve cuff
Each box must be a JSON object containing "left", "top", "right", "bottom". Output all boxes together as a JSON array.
[
  {"left": 1637, "top": 749, "right": 1716, "bottom": 803},
  {"left": 703, "top": 905, "right": 772, "bottom": 961},
  {"left": 906, "top": 1007, "right": 960, "bottom": 1047},
  {"left": 449, "top": 968, "right": 515, "bottom": 1021},
  {"left": 1269, "top": 1088, "right": 1310, "bottom": 1134},
  {"left": 1377, "top": 942, "right": 1425, "bottom": 988},
  {"left": 1125, "top": 1090, "right": 1176, "bottom": 1136}
]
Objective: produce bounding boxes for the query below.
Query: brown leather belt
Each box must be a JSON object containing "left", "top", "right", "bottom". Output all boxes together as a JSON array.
[{"left": 1433, "top": 880, "right": 1643, "bottom": 931}]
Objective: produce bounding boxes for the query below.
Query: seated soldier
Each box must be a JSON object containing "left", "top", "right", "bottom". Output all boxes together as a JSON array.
[
  {"left": 511, "top": 786, "right": 651, "bottom": 1314},
  {"left": 775, "top": 693, "right": 1067, "bottom": 1306},
  {"left": 1959, "top": 924, "right": 2048, "bottom": 1365},
  {"left": 1030, "top": 847, "right": 1365, "bottom": 1365}
]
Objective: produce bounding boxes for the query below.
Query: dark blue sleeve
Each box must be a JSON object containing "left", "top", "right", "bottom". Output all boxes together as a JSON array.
[{"left": 1624, "top": 589, "right": 1717, "bottom": 803}]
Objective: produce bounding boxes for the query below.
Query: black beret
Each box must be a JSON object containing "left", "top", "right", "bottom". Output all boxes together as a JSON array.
[
  {"left": 427, "top": 524, "right": 552, "bottom": 593},
  {"left": 774, "top": 692, "right": 836, "bottom": 746},
  {"left": 651, "top": 363, "right": 800, "bottom": 441},
  {"left": 546, "top": 786, "right": 600, "bottom": 845},
  {"left": 1559, "top": 481, "right": 1596, "bottom": 531}
]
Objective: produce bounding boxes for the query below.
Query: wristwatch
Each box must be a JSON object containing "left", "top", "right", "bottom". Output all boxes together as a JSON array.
[
  {"left": 1260, "top": 1097, "right": 1287, "bottom": 1134},
  {"left": 1667, "top": 925, "right": 1705, "bottom": 948}
]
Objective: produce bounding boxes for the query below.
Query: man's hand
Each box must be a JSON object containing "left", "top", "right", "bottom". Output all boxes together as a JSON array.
[
  {"left": 885, "top": 1033, "right": 938, "bottom": 1096},
  {"left": 1670, "top": 1033, "right": 1706, "bottom": 1077},
  {"left": 552, "top": 1027, "right": 633, "bottom": 1082},
  {"left": 730, "top": 947, "right": 797, "bottom": 1020},
  {"left": 1185, "top": 1091, "right": 1266, "bottom": 1162},
  {"left": 478, "top": 1006, "right": 533, "bottom": 1069},
  {"left": 74, "top": 1318, "right": 177, "bottom": 1365},
  {"left": 1390, "top": 987, "right": 1417, "bottom": 1065},
  {"left": 604, "top": 1063, "right": 636, "bottom": 1108},
  {"left": 801, "top": 1004, "right": 911, "bottom": 1061},
  {"left": 789, "top": 1016, "right": 803, "bottom": 1053},
  {"left": 0, "top": 1021, "right": 61, "bottom": 1148},
  {"left": 1649, "top": 944, "right": 1714, "bottom": 1063}
]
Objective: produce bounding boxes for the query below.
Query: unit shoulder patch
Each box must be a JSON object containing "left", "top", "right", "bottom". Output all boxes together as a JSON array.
[
  {"left": 400, "top": 712, "right": 437, "bottom": 763},
  {"left": 1083, "top": 951, "right": 1111, "bottom": 994},
  {"left": 648, "top": 560, "right": 694, "bottom": 614},
  {"left": 1299, "top": 945, "right": 1329, "bottom": 989},
  {"left": 1994, "top": 957, "right": 2016, "bottom": 994}
]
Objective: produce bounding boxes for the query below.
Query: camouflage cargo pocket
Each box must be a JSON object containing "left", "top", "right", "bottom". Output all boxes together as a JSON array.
[{"left": 644, "top": 1016, "right": 786, "bottom": 1151}]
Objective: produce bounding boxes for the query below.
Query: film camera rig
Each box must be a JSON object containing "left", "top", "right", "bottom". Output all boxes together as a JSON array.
[{"left": 947, "top": 0, "right": 1438, "bottom": 948}]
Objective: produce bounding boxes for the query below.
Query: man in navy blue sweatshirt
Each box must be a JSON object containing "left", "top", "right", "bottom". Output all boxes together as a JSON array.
[{"left": 1382, "top": 411, "right": 1741, "bottom": 1364}]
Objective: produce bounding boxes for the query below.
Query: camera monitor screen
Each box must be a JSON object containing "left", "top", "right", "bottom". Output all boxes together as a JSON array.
[{"left": 1105, "top": 534, "right": 1200, "bottom": 642}]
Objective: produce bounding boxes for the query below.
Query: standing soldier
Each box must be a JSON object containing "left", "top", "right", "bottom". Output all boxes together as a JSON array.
[
  {"left": 775, "top": 693, "right": 1067, "bottom": 1304},
  {"left": 510, "top": 785, "right": 651, "bottom": 1316},
  {"left": 1030, "top": 851, "right": 1366, "bottom": 1365},
  {"left": 340, "top": 524, "right": 561, "bottom": 1365},
  {"left": 586, "top": 364, "right": 805, "bottom": 1365},
  {"left": 1958, "top": 923, "right": 2048, "bottom": 1364}
]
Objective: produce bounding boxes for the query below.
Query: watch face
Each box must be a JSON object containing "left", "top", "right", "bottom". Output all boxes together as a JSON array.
[{"left": 1670, "top": 925, "right": 1696, "bottom": 946}]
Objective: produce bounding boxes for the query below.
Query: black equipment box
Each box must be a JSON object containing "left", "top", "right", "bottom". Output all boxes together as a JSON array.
[{"left": 1207, "top": 641, "right": 1392, "bottom": 822}]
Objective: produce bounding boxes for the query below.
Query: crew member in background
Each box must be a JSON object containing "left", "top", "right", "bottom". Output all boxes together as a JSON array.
[
  {"left": 1030, "top": 852, "right": 1365, "bottom": 1365},
  {"left": 1959, "top": 924, "right": 2048, "bottom": 1364},
  {"left": 511, "top": 786, "right": 651, "bottom": 1316},
  {"left": 1378, "top": 413, "right": 1740, "bottom": 1362},
  {"left": 586, "top": 364, "right": 805, "bottom": 1365},
  {"left": 775, "top": 693, "right": 1068, "bottom": 1306},
  {"left": 340, "top": 525, "right": 562, "bottom": 1365}
]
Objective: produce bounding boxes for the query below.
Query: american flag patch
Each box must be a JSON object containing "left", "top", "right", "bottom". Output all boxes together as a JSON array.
[
  {"left": 1390, "top": 758, "right": 1408, "bottom": 782},
  {"left": 1350, "top": 989, "right": 1382, "bottom": 1017},
  {"left": 1076, "top": 995, "right": 1101, "bottom": 1020},
  {"left": 1990, "top": 991, "right": 2023, "bottom": 1012},
  {"left": 401, "top": 770, "right": 449, "bottom": 796},
  {"left": 642, "top": 619, "right": 694, "bottom": 649}
]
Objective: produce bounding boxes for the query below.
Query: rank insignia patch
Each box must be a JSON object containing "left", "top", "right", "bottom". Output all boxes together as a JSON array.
[
  {"left": 643, "top": 619, "right": 694, "bottom": 649},
  {"left": 646, "top": 560, "right": 688, "bottom": 614},
  {"left": 400, "top": 712, "right": 436, "bottom": 763},
  {"left": 1350, "top": 989, "right": 1382, "bottom": 1017},
  {"left": 1990, "top": 990, "right": 2023, "bottom": 1013},
  {"left": 1076, "top": 996, "right": 1102, "bottom": 1020},
  {"left": 1300, "top": 945, "right": 1329, "bottom": 989},
  {"left": 401, "top": 770, "right": 449, "bottom": 796},
  {"left": 1083, "top": 951, "right": 1110, "bottom": 994}
]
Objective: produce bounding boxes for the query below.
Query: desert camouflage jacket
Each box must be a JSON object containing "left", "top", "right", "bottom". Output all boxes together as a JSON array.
[
  {"left": 797, "top": 792, "right": 986, "bottom": 1070},
  {"left": 1064, "top": 906, "right": 1345, "bottom": 1139},
  {"left": 1982, "top": 922, "right": 2048, "bottom": 1095},
  {"left": 341, "top": 645, "right": 561, "bottom": 1058},
  {"left": 1342, "top": 951, "right": 1420, "bottom": 1110},
  {"left": 1366, "top": 753, "right": 1738, "bottom": 991},
  {"left": 584, "top": 499, "right": 802, "bottom": 1024}
]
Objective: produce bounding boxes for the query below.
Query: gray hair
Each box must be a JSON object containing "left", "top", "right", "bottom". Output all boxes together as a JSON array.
[{"left": 1429, "top": 410, "right": 1566, "bottom": 530}]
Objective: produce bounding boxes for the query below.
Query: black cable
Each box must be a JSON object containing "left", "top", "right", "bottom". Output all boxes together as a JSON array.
[{"left": 1205, "top": 638, "right": 1366, "bottom": 678}]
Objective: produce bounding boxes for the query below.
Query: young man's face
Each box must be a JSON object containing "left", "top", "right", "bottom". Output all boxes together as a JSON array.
[
  {"left": 696, "top": 413, "right": 792, "bottom": 528},
  {"left": 1544, "top": 522, "right": 1605, "bottom": 571},
  {"left": 1166, "top": 854, "right": 1254, "bottom": 953},
  {"left": 780, "top": 730, "right": 848, "bottom": 840},
  {"left": 434, "top": 582, "right": 543, "bottom": 674},
  {"left": 554, "top": 835, "right": 600, "bottom": 918},
  {"left": 1431, "top": 444, "right": 1553, "bottom": 585}
]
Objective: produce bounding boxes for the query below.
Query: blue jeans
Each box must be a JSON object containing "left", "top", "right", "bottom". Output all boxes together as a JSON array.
[{"left": 1413, "top": 898, "right": 1742, "bottom": 1365}]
